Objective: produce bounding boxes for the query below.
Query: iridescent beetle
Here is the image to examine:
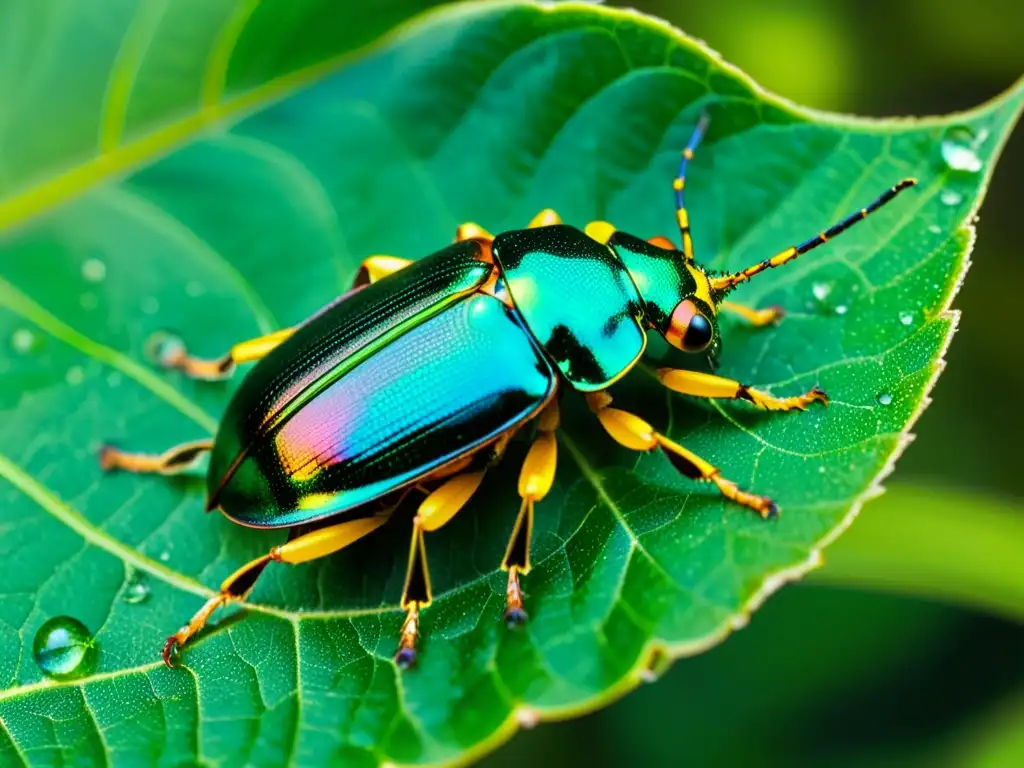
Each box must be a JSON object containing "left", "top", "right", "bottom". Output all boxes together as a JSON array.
[{"left": 101, "top": 115, "right": 916, "bottom": 668}]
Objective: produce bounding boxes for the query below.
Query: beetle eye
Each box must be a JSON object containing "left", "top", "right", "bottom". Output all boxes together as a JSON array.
[{"left": 667, "top": 299, "right": 713, "bottom": 353}]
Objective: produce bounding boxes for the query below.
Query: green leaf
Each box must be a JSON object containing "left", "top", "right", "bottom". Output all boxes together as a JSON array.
[
  {"left": 0, "top": 1, "right": 1020, "bottom": 765},
  {"left": 809, "top": 483, "right": 1024, "bottom": 622}
]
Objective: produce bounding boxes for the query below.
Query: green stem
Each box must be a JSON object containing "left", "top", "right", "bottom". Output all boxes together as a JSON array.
[{"left": 808, "top": 483, "right": 1024, "bottom": 622}]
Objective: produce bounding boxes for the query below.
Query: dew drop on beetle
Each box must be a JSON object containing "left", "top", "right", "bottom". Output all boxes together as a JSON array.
[{"left": 33, "top": 616, "right": 98, "bottom": 681}]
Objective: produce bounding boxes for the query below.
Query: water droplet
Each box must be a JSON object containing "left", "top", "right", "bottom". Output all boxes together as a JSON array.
[
  {"left": 834, "top": 304, "right": 848, "bottom": 316},
  {"left": 79, "top": 292, "right": 98, "bottom": 310},
  {"left": 185, "top": 281, "right": 205, "bottom": 298},
  {"left": 812, "top": 282, "right": 832, "bottom": 301},
  {"left": 33, "top": 616, "right": 98, "bottom": 681},
  {"left": 123, "top": 572, "right": 150, "bottom": 605},
  {"left": 928, "top": 225, "right": 941, "bottom": 234},
  {"left": 877, "top": 393, "right": 893, "bottom": 406},
  {"left": 899, "top": 311, "right": 913, "bottom": 326},
  {"left": 818, "top": 465, "right": 827, "bottom": 474},
  {"left": 515, "top": 707, "right": 539, "bottom": 729},
  {"left": 11, "top": 328, "right": 38, "bottom": 353},
  {"left": 81, "top": 258, "right": 107, "bottom": 283},
  {"left": 141, "top": 296, "right": 160, "bottom": 315},
  {"left": 65, "top": 366, "right": 85, "bottom": 386},
  {"left": 940, "top": 189, "right": 962, "bottom": 207},
  {"left": 145, "top": 331, "right": 185, "bottom": 368},
  {"left": 940, "top": 126, "right": 983, "bottom": 173},
  {"left": 159, "top": 551, "right": 170, "bottom": 562}
]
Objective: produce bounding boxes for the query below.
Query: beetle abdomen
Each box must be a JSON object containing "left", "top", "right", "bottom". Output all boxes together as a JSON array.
[{"left": 215, "top": 293, "right": 556, "bottom": 528}]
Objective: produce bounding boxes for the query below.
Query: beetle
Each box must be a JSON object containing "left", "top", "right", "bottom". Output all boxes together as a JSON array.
[{"left": 100, "top": 114, "right": 916, "bottom": 669}]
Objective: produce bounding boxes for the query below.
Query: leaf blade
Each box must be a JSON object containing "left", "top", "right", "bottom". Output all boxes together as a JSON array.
[{"left": 0, "top": 2, "right": 1021, "bottom": 766}]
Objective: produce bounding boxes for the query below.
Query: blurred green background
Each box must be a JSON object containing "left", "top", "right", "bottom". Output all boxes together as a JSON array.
[{"left": 482, "top": 0, "right": 1023, "bottom": 765}]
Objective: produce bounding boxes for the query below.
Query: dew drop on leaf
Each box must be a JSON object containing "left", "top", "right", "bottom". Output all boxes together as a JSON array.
[
  {"left": 81, "top": 258, "right": 107, "bottom": 283},
  {"left": 899, "top": 311, "right": 913, "bottom": 326},
  {"left": 876, "top": 393, "right": 893, "bottom": 406},
  {"left": 928, "top": 224, "right": 941, "bottom": 234},
  {"left": 32, "top": 616, "right": 98, "bottom": 681},
  {"left": 940, "top": 189, "right": 963, "bottom": 206},
  {"left": 123, "top": 571, "right": 150, "bottom": 604},
  {"left": 159, "top": 551, "right": 171, "bottom": 562},
  {"left": 65, "top": 366, "right": 85, "bottom": 386},
  {"left": 940, "top": 125, "right": 984, "bottom": 173},
  {"left": 11, "top": 328, "right": 38, "bottom": 354},
  {"left": 834, "top": 304, "right": 848, "bottom": 316},
  {"left": 812, "top": 282, "right": 832, "bottom": 301}
]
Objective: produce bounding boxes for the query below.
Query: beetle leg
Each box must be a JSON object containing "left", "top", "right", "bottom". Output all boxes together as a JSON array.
[
  {"left": 162, "top": 510, "right": 393, "bottom": 667},
  {"left": 154, "top": 328, "right": 294, "bottom": 381},
  {"left": 527, "top": 209, "right": 562, "bottom": 228},
  {"left": 656, "top": 369, "right": 828, "bottom": 412},
  {"left": 586, "top": 391, "right": 777, "bottom": 519},
  {"left": 502, "top": 399, "right": 559, "bottom": 626},
  {"left": 351, "top": 254, "right": 412, "bottom": 288},
  {"left": 719, "top": 301, "right": 784, "bottom": 327},
  {"left": 99, "top": 439, "right": 212, "bottom": 475},
  {"left": 395, "top": 470, "right": 487, "bottom": 668},
  {"left": 454, "top": 222, "right": 494, "bottom": 243}
]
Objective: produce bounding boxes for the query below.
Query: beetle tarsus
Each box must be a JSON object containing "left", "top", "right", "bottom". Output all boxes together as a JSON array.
[
  {"left": 394, "top": 603, "right": 421, "bottom": 669},
  {"left": 162, "top": 635, "right": 181, "bottom": 668},
  {"left": 504, "top": 565, "right": 529, "bottom": 628},
  {"left": 505, "top": 607, "right": 529, "bottom": 629},
  {"left": 394, "top": 646, "right": 417, "bottom": 670},
  {"left": 98, "top": 443, "right": 120, "bottom": 472}
]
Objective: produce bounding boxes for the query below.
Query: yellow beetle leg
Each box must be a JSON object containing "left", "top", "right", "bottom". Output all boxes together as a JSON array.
[
  {"left": 155, "top": 327, "right": 294, "bottom": 381},
  {"left": 162, "top": 507, "right": 395, "bottom": 667},
  {"left": 502, "top": 399, "right": 559, "bottom": 626},
  {"left": 156, "top": 254, "right": 412, "bottom": 382},
  {"left": 720, "top": 300, "right": 784, "bottom": 327},
  {"left": 585, "top": 391, "right": 778, "bottom": 519},
  {"left": 527, "top": 209, "right": 562, "bottom": 228},
  {"left": 99, "top": 439, "right": 213, "bottom": 476},
  {"left": 455, "top": 222, "right": 494, "bottom": 243},
  {"left": 657, "top": 368, "right": 828, "bottom": 412},
  {"left": 352, "top": 254, "right": 412, "bottom": 287},
  {"left": 395, "top": 469, "right": 488, "bottom": 668}
]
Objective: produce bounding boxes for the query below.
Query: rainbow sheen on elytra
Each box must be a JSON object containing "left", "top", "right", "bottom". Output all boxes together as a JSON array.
[{"left": 32, "top": 616, "right": 98, "bottom": 680}]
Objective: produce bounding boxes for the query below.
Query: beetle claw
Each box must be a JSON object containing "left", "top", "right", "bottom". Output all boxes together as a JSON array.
[
  {"left": 394, "top": 646, "right": 417, "bottom": 670},
  {"left": 162, "top": 636, "right": 180, "bottom": 668},
  {"left": 505, "top": 606, "right": 529, "bottom": 628}
]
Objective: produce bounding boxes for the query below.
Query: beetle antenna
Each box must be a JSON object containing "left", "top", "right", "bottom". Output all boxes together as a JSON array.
[
  {"left": 674, "top": 110, "right": 711, "bottom": 262},
  {"left": 709, "top": 178, "right": 917, "bottom": 293}
]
